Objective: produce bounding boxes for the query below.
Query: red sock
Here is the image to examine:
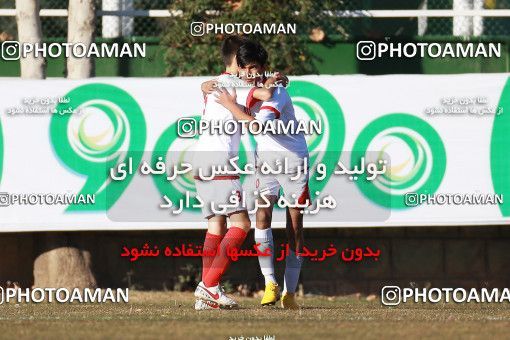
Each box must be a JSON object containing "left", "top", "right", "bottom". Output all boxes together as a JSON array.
[
  {"left": 201, "top": 232, "right": 224, "bottom": 282},
  {"left": 203, "top": 227, "right": 247, "bottom": 287}
]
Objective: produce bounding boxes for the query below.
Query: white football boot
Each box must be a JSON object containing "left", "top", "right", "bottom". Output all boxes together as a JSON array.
[
  {"left": 194, "top": 281, "right": 238, "bottom": 309},
  {"left": 194, "top": 299, "right": 220, "bottom": 310}
]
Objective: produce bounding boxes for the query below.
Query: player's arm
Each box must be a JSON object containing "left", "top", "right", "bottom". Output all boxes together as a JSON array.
[
  {"left": 201, "top": 79, "right": 218, "bottom": 98},
  {"left": 252, "top": 72, "right": 288, "bottom": 101},
  {"left": 214, "top": 87, "right": 256, "bottom": 122}
]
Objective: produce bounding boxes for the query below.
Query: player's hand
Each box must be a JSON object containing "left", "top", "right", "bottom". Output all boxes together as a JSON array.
[
  {"left": 273, "top": 72, "right": 289, "bottom": 87},
  {"left": 201, "top": 80, "right": 218, "bottom": 95},
  {"left": 263, "top": 72, "right": 289, "bottom": 89},
  {"left": 214, "top": 87, "right": 237, "bottom": 109}
]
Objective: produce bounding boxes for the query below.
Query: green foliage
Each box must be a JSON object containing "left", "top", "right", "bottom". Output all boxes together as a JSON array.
[
  {"left": 161, "top": 0, "right": 344, "bottom": 76},
  {"left": 173, "top": 263, "right": 201, "bottom": 292}
]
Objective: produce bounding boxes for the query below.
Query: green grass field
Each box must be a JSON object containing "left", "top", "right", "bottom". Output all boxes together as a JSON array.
[{"left": 1, "top": 291, "right": 510, "bottom": 339}]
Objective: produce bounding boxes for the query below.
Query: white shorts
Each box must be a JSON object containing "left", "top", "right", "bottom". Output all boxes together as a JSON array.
[
  {"left": 194, "top": 177, "right": 247, "bottom": 219},
  {"left": 255, "top": 172, "right": 311, "bottom": 207}
]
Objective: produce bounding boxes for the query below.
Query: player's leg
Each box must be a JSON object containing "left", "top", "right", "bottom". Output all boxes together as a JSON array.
[
  {"left": 281, "top": 206, "right": 304, "bottom": 309},
  {"left": 194, "top": 179, "right": 243, "bottom": 309},
  {"left": 280, "top": 174, "right": 309, "bottom": 309},
  {"left": 195, "top": 215, "right": 226, "bottom": 310},
  {"left": 194, "top": 179, "right": 228, "bottom": 285},
  {"left": 196, "top": 209, "right": 250, "bottom": 308},
  {"left": 255, "top": 195, "right": 281, "bottom": 306},
  {"left": 204, "top": 209, "right": 251, "bottom": 285},
  {"left": 202, "top": 215, "right": 227, "bottom": 282},
  {"left": 196, "top": 214, "right": 243, "bottom": 308},
  {"left": 254, "top": 173, "right": 281, "bottom": 305},
  {"left": 197, "top": 180, "right": 251, "bottom": 308}
]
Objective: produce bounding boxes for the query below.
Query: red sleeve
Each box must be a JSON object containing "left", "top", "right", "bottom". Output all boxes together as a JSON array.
[{"left": 246, "top": 87, "right": 261, "bottom": 109}]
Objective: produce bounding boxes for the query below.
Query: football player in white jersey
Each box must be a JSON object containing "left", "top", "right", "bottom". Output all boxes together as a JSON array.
[
  {"left": 214, "top": 40, "right": 309, "bottom": 310},
  {"left": 193, "top": 36, "right": 285, "bottom": 310}
]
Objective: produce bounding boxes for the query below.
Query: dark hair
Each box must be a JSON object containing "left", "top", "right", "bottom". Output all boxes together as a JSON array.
[
  {"left": 236, "top": 40, "right": 268, "bottom": 68},
  {"left": 221, "top": 35, "right": 248, "bottom": 66}
]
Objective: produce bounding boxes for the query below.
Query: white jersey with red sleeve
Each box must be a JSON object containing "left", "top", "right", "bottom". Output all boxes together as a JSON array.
[
  {"left": 192, "top": 73, "right": 255, "bottom": 218},
  {"left": 252, "top": 86, "right": 311, "bottom": 206},
  {"left": 253, "top": 86, "right": 309, "bottom": 169},
  {"left": 192, "top": 73, "right": 253, "bottom": 172}
]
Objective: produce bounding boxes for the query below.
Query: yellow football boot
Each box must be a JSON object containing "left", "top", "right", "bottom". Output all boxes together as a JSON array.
[
  {"left": 280, "top": 292, "right": 299, "bottom": 309},
  {"left": 261, "top": 281, "right": 281, "bottom": 306}
]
